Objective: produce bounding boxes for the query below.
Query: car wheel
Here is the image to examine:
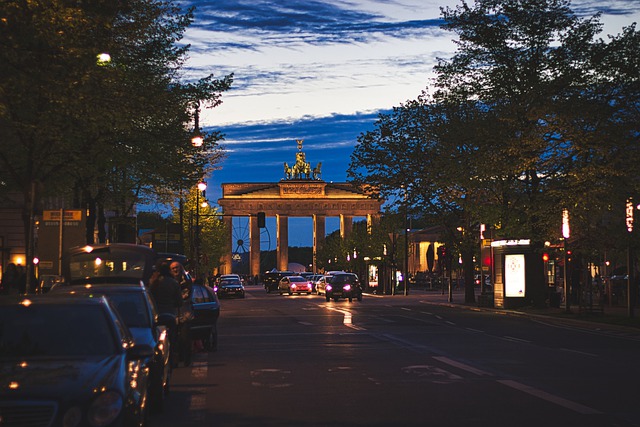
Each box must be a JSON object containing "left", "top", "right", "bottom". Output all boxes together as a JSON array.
[
  {"left": 325, "top": 295, "right": 330, "bottom": 302},
  {"left": 288, "top": 289, "right": 293, "bottom": 295},
  {"left": 348, "top": 296, "right": 353, "bottom": 302},
  {"left": 357, "top": 293, "right": 363, "bottom": 302},
  {"left": 266, "top": 287, "right": 271, "bottom": 293}
]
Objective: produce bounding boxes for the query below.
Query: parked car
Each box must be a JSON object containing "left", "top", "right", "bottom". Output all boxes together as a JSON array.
[
  {"left": 49, "top": 283, "right": 173, "bottom": 412},
  {"left": 278, "top": 275, "right": 313, "bottom": 295},
  {"left": 190, "top": 283, "right": 221, "bottom": 351},
  {"left": 262, "top": 270, "right": 296, "bottom": 293},
  {"left": 216, "top": 277, "right": 245, "bottom": 298},
  {"left": 324, "top": 273, "right": 363, "bottom": 302},
  {"left": 0, "top": 294, "right": 153, "bottom": 427},
  {"left": 62, "top": 243, "right": 158, "bottom": 286}
]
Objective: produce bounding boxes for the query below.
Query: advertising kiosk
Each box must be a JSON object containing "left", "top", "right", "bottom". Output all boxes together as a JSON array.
[{"left": 491, "top": 239, "right": 546, "bottom": 309}]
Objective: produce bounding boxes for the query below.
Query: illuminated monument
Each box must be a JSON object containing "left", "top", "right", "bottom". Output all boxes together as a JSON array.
[{"left": 217, "top": 140, "right": 383, "bottom": 276}]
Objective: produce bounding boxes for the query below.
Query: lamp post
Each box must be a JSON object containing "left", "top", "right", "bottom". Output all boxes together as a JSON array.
[
  {"left": 626, "top": 198, "right": 635, "bottom": 318},
  {"left": 562, "top": 208, "right": 571, "bottom": 313},
  {"left": 195, "top": 181, "right": 207, "bottom": 280}
]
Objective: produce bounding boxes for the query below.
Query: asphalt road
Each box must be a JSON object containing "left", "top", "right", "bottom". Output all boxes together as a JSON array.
[{"left": 150, "top": 286, "right": 640, "bottom": 427}]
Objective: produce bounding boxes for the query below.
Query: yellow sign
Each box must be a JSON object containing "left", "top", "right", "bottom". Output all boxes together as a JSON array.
[{"left": 43, "top": 210, "right": 83, "bottom": 221}]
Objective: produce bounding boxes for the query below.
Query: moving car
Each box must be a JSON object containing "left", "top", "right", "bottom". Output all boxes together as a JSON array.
[
  {"left": 190, "top": 283, "right": 221, "bottom": 351},
  {"left": 0, "top": 294, "right": 153, "bottom": 427},
  {"left": 323, "top": 273, "right": 363, "bottom": 302},
  {"left": 216, "top": 277, "right": 245, "bottom": 298},
  {"left": 262, "top": 270, "right": 296, "bottom": 293},
  {"left": 49, "top": 283, "right": 172, "bottom": 412},
  {"left": 278, "top": 275, "right": 313, "bottom": 295}
]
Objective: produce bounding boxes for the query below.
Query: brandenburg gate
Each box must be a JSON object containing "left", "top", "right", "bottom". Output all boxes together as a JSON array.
[{"left": 217, "top": 140, "right": 383, "bottom": 276}]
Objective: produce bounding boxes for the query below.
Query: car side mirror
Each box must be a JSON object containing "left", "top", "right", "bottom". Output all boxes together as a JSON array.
[{"left": 127, "top": 344, "right": 154, "bottom": 360}]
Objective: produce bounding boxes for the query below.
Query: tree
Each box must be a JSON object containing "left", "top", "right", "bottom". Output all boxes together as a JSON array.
[
  {"left": 175, "top": 187, "right": 227, "bottom": 279},
  {"left": 348, "top": 0, "right": 640, "bottom": 303},
  {"left": 1, "top": 0, "right": 232, "bottom": 289}
]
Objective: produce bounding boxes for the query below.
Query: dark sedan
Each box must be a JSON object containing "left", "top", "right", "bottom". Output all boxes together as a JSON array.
[
  {"left": 216, "top": 278, "right": 245, "bottom": 298},
  {"left": 324, "top": 273, "right": 363, "bottom": 302},
  {"left": 0, "top": 295, "right": 153, "bottom": 427},
  {"left": 190, "top": 284, "right": 221, "bottom": 351},
  {"left": 49, "top": 284, "right": 172, "bottom": 413}
]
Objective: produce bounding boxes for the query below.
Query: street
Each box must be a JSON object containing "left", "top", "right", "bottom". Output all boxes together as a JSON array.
[{"left": 151, "top": 286, "right": 640, "bottom": 427}]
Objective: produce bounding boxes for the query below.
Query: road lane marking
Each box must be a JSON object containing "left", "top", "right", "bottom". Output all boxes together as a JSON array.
[
  {"left": 433, "top": 356, "right": 493, "bottom": 376},
  {"left": 502, "top": 336, "right": 531, "bottom": 343},
  {"left": 560, "top": 348, "right": 598, "bottom": 357},
  {"left": 498, "top": 379, "right": 602, "bottom": 414}
]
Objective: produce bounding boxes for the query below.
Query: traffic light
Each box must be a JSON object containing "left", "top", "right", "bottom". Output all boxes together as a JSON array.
[{"left": 257, "top": 212, "right": 266, "bottom": 228}]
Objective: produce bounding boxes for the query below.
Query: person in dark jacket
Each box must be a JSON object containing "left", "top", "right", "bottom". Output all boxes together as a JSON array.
[
  {"left": 149, "top": 260, "right": 182, "bottom": 367},
  {"left": 150, "top": 261, "right": 182, "bottom": 315}
]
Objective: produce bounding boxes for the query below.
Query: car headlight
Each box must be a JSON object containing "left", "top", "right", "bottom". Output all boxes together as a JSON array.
[
  {"left": 344, "top": 284, "right": 351, "bottom": 291},
  {"left": 88, "top": 391, "right": 123, "bottom": 427},
  {"left": 326, "top": 285, "right": 332, "bottom": 291}
]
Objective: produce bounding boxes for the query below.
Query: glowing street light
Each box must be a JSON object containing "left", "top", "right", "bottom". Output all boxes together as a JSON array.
[{"left": 195, "top": 181, "right": 208, "bottom": 280}]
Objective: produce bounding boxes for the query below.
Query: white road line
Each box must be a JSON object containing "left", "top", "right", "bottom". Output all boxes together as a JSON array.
[
  {"left": 560, "top": 348, "right": 598, "bottom": 357},
  {"left": 502, "top": 336, "right": 532, "bottom": 343},
  {"left": 498, "top": 379, "right": 602, "bottom": 414},
  {"left": 465, "top": 328, "right": 485, "bottom": 333},
  {"left": 433, "top": 356, "right": 493, "bottom": 376}
]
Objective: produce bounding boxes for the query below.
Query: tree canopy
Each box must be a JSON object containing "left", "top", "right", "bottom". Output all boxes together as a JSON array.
[{"left": 348, "top": 0, "right": 640, "bottom": 302}]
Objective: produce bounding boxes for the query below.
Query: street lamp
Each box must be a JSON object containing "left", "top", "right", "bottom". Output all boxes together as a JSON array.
[
  {"left": 195, "top": 181, "right": 207, "bottom": 281},
  {"left": 562, "top": 208, "right": 570, "bottom": 313}
]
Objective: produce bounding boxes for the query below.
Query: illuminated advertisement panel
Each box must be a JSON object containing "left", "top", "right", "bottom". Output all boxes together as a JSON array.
[{"left": 504, "top": 254, "right": 525, "bottom": 297}]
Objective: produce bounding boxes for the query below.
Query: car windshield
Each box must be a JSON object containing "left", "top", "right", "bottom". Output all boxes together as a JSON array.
[
  {"left": 220, "top": 279, "right": 241, "bottom": 286},
  {"left": 291, "top": 277, "right": 307, "bottom": 282},
  {"left": 329, "top": 275, "right": 357, "bottom": 285},
  {"left": 0, "top": 304, "right": 117, "bottom": 358}
]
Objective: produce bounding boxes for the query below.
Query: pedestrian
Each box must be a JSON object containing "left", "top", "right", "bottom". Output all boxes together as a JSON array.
[
  {"left": 169, "top": 261, "right": 194, "bottom": 365},
  {"left": 149, "top": 261, "right": 182, "bottom": 315},
  {"left": 149, "top": 260, "right": 182, "bottom": 366}
]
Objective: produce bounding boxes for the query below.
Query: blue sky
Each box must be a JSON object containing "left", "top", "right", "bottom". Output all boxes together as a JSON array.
[{"left": 176, "top": 0, "right": 640, "bottom": 247}]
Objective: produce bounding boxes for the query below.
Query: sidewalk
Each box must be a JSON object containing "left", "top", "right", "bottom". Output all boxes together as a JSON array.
[{"left": 410, "top": 286, "right": 640, "bottom": 334}]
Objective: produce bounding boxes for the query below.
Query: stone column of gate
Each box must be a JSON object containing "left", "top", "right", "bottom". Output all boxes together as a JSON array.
[
  {"left": 313, "top": 214, "right": 326, "bottom": 273},
  {"left": 249, "top": 214, "right": 260, "bottom": 278},
  {"left": 222, "top": 215, "right": 233, "bottom": 275},
  {"left": 340, "top": 214, "right": 353, "bottom": 239},
  {"left": 277, "top": 214, "right": 289, "bottom": 271}
]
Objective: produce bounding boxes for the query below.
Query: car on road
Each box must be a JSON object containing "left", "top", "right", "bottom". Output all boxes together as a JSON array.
[
  {"left": 49, "top": 283, "right": 173, "bottom": 413},
  {"left": 190, "top": 283, "right": 221, "bottom": 351},
  {"left": 0, "top": 294, "right": 154, "bottom": 427},
  {"left": 216, "top": 277, "right": 245, "bottom": 298},
  {"left": 278, "top": 275, "right": 313, "bottom": 295},
  {"left": 262, "top": 270, "right": 296, "bottom": 293},
  {"left": 315, "top": 275, "right": 331, "bottom": 295},
  {"left": 323, "top": 273, "right": 363, "bottom": 302}
]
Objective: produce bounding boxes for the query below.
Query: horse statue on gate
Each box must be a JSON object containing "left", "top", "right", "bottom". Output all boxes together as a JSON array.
[
  {"left": 284, "top": 162, "right": 293, "bottom": 180},
  {"left": 312, "top": 162, "right": 322, "bottom": 180},
  {"left": 292, "top": 160, "right": 311, "bottom": 179}
]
